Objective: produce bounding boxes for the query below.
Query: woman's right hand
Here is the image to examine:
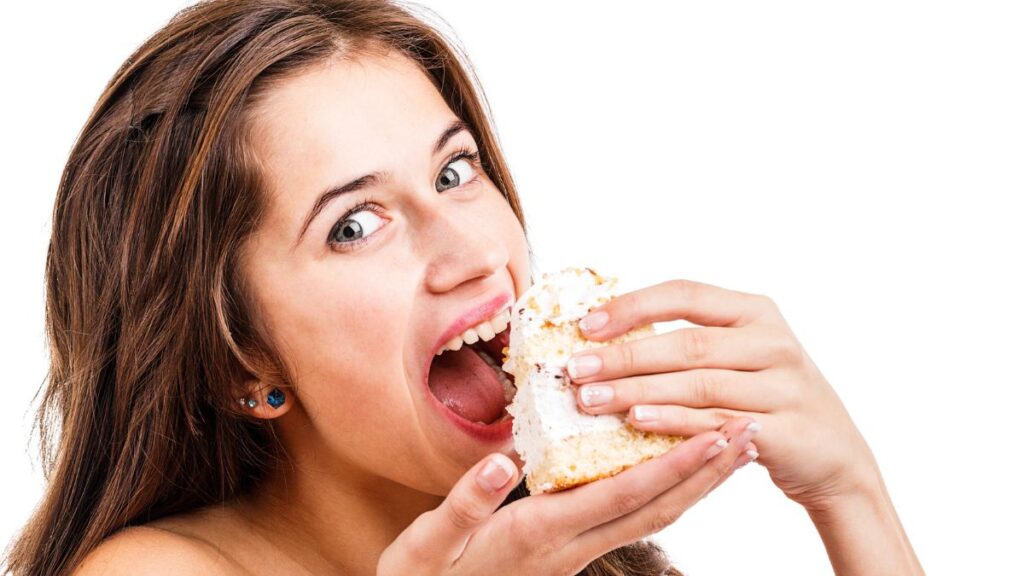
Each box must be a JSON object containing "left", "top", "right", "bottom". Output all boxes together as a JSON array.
[{"left": 377, "top": 416, "right": 760, "bottom": 575}]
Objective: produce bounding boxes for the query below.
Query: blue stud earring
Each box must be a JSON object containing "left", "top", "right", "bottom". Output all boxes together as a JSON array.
[{"left": 267, "top": 388, "right": 285, "bottom": 409}]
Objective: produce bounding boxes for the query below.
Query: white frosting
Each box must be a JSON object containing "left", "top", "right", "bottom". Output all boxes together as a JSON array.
[
  {"left": 509, "top": 367, "right": 625, "bottom": 477},
  {"left": 501, "top": 268, "right": 619, "bottom": 378},
  {"left": 503, "top": 268, "right": 625, "bottom": 478}
]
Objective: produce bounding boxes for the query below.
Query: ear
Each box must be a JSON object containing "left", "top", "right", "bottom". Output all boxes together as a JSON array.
[{"left": 234, "top": 379, "right": 293, "bottom": 419}]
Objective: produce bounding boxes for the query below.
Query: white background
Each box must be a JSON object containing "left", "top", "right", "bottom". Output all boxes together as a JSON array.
[{"left": 2, "top": 1, "right": 1022, "bottom": 574}]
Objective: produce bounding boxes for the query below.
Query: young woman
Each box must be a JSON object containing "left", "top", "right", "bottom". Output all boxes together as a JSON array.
[{"left": 5, "top": 1, "right": 923, "bottom": 574}]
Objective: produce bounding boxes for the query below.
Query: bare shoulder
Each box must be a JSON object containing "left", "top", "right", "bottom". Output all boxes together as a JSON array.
[{"left": 72, "top": 525, "right": 245, "bottom": 576}]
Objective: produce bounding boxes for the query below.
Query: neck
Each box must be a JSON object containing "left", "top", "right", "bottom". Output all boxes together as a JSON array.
[{"left": 232, "top": 437, "right": 444, "bottom": 575}]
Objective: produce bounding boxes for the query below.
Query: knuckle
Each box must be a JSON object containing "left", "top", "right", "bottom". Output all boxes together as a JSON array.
[
  {"left": 400, "top": 530, "right": 434, "bottom": 563},
  {"left": 609, "top": 291, "right": 641, "bottom": 327},
  {"left": 680, "top": 329, "right": 712, "bottom": 363},
  {"left": 709, "top": 453, "right": 735, "bottom": 477},
  {"left": 671, "top": 278, "right": 697, "bottom": 300},
  {"left": 616, "top": 343, "right": 638, "bottom": 374},
  {"left": 611, "top": 490, "right": 646, "bottom": 517},
  {"left": 506, "top": 506, "right": 542, "bottom": 553},
  {"left": 770, "top": 330, "right": 803, "bottom": 365},
  {"left": 690, "top": 370, "right": 718, "bottom": 406},
  {"left": 631, "top": 379, "right": 649, "bottom": 405},
  {"left": 623, "top": 291, "right": 644, "bottom": 319},
  {"left": 754, "top": 294, "right": 781, "bottom": 317},
  {"left": 446, "top": 497, "right": 487, "bottom": 531},
  {"left": 773, "top": 378, "right": 799, "bottom": 407},
  {"left": 756, "top": 293, "right": 778, "bottom": 309},
  {"left": 532, "top": 535, "right": 564, "bottom": 559},
  {"left": 644, "top": 506, "right": 679, "bottom": 534},
  {"left": 669, "top": 458, "right": 694, "bottom": 484},
  {"left": 709, "top": 408, "right": 733, "bottom": 428},
  {"left": 783, "top": 340, "right": 804, "bottom": 365}
]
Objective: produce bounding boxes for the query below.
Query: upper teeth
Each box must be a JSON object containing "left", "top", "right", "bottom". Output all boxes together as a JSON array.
[{"left": 436, "top": 307, "right": 511, "bottom": 355}]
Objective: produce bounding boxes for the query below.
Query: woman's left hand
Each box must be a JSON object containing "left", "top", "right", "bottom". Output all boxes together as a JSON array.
[{"left": 566, "top": 278, "right": 881, "bottom": 513}]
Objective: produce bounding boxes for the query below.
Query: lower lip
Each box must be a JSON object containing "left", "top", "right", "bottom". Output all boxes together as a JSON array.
[{"left": 432, "top": 400, "right": 514, "bottom": 443}]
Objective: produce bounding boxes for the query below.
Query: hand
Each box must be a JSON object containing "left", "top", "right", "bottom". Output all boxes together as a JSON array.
[
  {"left": 378, "top": 417, "right": 758, "bottom": 575},
  {"left": 566, "top": 278, "right": 881, "bottom": 512}
]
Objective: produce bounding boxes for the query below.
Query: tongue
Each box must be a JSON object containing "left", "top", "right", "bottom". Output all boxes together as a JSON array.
[{"left": 428, "top": 345, "right": 507, "bottom": 424}]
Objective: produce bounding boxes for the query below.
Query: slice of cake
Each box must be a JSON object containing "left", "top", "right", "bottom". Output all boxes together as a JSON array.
[{"left": 501, "top": 267, "right": 684, "bottom": 495}]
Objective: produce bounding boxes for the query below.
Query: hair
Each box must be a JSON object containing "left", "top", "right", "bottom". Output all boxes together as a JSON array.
[{"left": 4, "top": 1, "right": 683, "bottom": 574}]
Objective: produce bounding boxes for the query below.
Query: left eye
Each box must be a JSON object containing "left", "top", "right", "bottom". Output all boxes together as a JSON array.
[{"left": 435, "top": 158, "right": 475, "bottom": 192}]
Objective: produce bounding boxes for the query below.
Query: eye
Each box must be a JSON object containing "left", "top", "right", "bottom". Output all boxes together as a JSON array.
[
  {"left": 328, "top": 205, "right": 386, "bottom": 248},
  {"left": 435, "top": 157, "right": 477, "bottom": 192}
]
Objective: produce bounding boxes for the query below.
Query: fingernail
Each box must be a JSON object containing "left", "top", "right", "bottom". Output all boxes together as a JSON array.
[
  {"left": 704, "top": 438, "right": 728, "bottom": 460},
  {"left": 477, "top": 456, "right": 516, "bottom": 493},
  {"left": 736, "top": 450, "right": 759, "bottom": 470},
  {"left": 580, "top": 385, "right": 613, "bottom": 407},
  {"left": 579, "top": 310, "right": 609, "bottom": 333},
  {"left": 736, "top": 420, "right": 762, "bottom": 446},
  {"left": 632, "top": 405, "right": 659, "bottom": 422},
  {"left": 567, "top": 355, "right": 601, "bottom": 379}
]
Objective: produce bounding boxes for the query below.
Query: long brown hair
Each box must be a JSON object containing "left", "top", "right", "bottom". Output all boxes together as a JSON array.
[{"left": 4, "top": 1, "right": 682, "bottom": 574}]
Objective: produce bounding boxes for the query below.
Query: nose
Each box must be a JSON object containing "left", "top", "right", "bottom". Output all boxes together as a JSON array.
[{"left": 421, "top": 201, "right": 508, "bottom": 295}]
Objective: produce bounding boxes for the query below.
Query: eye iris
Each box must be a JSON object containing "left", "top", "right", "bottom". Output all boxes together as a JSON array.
[
  {"left": 437, "top": 167, "right": 459, "bottom": 191},
  {"left": 335, "top": 219, "right": 362, "bottom": 241}
]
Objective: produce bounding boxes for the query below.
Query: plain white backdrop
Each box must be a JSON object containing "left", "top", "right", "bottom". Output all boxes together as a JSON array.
[{"left": 2, "top": 1, "right": 1022, "bottom": 574}]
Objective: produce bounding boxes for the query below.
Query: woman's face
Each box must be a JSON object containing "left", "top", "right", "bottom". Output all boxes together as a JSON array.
[{"left": 241, "top": 50, "right": 531, "bottom": 495}]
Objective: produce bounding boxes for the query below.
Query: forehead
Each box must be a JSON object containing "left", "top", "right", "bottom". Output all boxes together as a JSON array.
[
  {"left": 246, "top": 49, "right": 454, "bottom": 220},
  {"left": 251, "top": 49, "right": 447, "bottom": 154}
]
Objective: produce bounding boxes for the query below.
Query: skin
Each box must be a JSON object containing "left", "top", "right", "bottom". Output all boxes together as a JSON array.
[
  {"left": 81, "top": 49, "right": 534, "bottom": 575},
  {"left": 567, "top": 279, "right": 925, "bottom": 574},
  {"left": 223, "top": 50, "right": 535, "bottom": 574},
  {"left": 74, "top": 50, "right": 921, "bottom": 576}
]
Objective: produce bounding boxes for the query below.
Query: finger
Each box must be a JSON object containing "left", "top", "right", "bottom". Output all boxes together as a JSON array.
[
  {"left": 575, "top": 368, "right": 777, "bottom": 414},
  {"left": 405, "top": 454, "right": 519, "bottom": 566},
  {"left": 623, "top": 404, "right": 751, "bottom": 437},
  {"left": 532, "top": 429, "right": 732, "bottom": 537},
  {"left": 570, "top": 418, "right": 762, "bottom": 559},
  {"left": 578, "top": 278, "right": 773, "bottom": 342},
  {"left": 568, "top": 324, "right": 798, "bottom": 384},
  {"left": 732, "top": 442, "right": 760, "bottom": 472},
  {"left": 705, "top": 441, "right": 760, "bottom": 497}
]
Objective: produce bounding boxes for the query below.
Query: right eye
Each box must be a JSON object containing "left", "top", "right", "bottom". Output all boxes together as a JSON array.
[{"left": 328, "top": 204, "right": 386, "bottom": 249}]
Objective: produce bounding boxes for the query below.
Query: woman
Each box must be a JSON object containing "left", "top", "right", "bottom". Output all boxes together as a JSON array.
[{"left": 5, "top": 0, "right": 923, "bottom": 574}]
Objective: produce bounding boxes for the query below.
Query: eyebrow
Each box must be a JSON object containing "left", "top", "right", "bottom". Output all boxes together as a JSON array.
[{"left": 293, "top": 119, "right": 470, "bottom": 248}]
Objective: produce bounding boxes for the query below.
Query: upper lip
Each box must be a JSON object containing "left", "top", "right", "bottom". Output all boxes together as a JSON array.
[
  {"left": 431, "top": 292, "right": 514, "bottom": 356},
  {"left": 424, "top": 291, "right": 514, "bottom": 373}
]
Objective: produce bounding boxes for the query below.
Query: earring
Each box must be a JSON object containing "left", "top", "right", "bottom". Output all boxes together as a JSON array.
[{"left": 267, "top": 388, "right": 285, "bottom": 409}]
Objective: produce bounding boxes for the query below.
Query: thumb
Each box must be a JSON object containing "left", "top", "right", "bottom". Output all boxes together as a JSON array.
[{"left": 429, "top": 453, "right": 519, "bottom": 561}]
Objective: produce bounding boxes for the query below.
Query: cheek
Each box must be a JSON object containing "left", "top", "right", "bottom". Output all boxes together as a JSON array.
[
  {"left": 284, "top": 293, "right": 417, "bottom": 430},
  {"left": 301, "top": 356, "right": 408, "bottom": 430},
  {"left": 259, "top": 265, "right": 412, "bottom": 389},
  {"left": 488, "top": 191, "right": 531, "bottom": 281}
]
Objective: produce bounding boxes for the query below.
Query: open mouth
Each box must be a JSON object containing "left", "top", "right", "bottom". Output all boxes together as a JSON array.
[{"left": 427, "top": 321, "right": 516, "bottom": 426}]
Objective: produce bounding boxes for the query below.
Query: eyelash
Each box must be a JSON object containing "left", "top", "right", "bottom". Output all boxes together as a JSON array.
[{"left": 327, "top": 147, "right": 482, "bottom": 252}]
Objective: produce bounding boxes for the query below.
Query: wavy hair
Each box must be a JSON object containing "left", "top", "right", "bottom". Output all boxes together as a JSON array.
[{"left": 4, "top": 1, "right": 682, "bottom": 574}]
